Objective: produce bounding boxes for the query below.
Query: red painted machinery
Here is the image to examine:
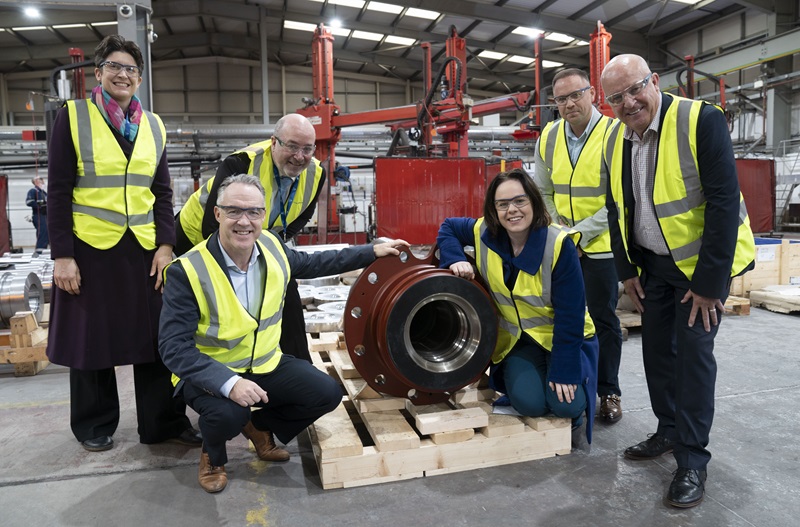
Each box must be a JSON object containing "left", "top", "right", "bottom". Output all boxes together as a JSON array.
[{"left": 297, "top": 25, "right": 535, "bottom": 245}]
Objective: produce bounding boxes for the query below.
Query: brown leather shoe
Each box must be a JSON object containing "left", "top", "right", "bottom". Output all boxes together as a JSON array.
[
  {"left": 198, "top": 451, "right": 227, "bottom": 493},
  {"left": 599, "top": 395, "right": 623, "bottom": 423},
  {"left": 242, "top": 421, "right": 290, "bottom": 462}
]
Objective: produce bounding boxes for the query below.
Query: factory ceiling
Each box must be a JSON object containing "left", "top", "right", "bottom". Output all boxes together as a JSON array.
[{"left": 0, "top": 0, "right": 787, "bottom": 94}]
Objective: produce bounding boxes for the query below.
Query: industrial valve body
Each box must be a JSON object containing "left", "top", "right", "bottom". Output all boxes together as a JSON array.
[{"left": 344, "top": 247, "right": 497, "bottom": 405}]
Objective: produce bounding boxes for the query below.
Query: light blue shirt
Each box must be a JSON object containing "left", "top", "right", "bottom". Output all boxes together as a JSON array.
[
  {"left": 216, "top": 239, "right": 265, "bottom": 397},
  {"left": 565, "top": 107, "right": 603, "bottom": 165}
]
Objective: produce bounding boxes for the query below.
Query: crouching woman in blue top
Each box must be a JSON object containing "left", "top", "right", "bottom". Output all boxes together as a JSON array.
[{"left": 437, "top": 168, "right": 599, "bottom": 442}]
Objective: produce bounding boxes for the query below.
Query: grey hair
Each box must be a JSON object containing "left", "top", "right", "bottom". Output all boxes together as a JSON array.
[{"left": 217, "top": 174, "right": 266, "bottom": 203}]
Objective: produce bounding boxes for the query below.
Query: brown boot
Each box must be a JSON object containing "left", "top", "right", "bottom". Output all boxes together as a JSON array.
[
  {"left": 198, "top": 451, "right": 227, "bottom": 493},
  {"left": 242, "top": 421, "right": 290, "bottom": 462}
]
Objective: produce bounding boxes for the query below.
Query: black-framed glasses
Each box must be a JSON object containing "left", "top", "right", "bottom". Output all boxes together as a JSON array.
[
  {"left": 495, "top": 194, "right": 530, "bottom": 211},
  {"left": 99, "top": 60, "right": 142, "bottom": 77},
  {"left": 552, "top": 86, "right": 591, "bottom": 106},
  {"left": 274, "top": 136, "right": 315, "bottom": 157},
  {"left": 605, "top": 73, "right": 653, "bottom": 106},
  {"left": 217, "top": 205, "right": 266, "bottom": 220}
]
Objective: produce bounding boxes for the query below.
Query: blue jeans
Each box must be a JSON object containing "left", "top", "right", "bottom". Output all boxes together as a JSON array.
[{"left": 500, "top": 339, "right": 587, "bottom": 421}]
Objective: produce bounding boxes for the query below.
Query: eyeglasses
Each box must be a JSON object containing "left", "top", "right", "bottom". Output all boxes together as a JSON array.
[
  {"left": 495, "top": 194, "right": 531, "bottom": 211},
  {"left": 605, "top": 73, "right": 653, "bottom": 106},
  {"left": 274, "top": 136, "right": 315, "bottom": 157},
  {"left": 217, "top": 205, "right": 266, "bottom": 220},
  {"left": 552, "top": 86, "right": 591, "bottom": 106},
  {"left": 99, "top": 61, "right": 142, "bottom": 77}
]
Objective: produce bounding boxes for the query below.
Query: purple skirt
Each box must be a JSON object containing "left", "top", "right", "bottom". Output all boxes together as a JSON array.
[{"left": 47, "top": 230, "right": 162, "bottom": 370}]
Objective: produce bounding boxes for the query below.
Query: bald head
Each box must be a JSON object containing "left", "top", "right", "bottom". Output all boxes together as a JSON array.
[
  {"left": 601, "top": 54, "right": 660, "bottom": 137},
  {"left": 271, "top": 113, "right": 317, "bottom": 178}
]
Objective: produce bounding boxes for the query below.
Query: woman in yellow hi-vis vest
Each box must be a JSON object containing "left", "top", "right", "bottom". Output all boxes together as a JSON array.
[
  {"left": 46, "top": 35, "right": 199, "bottom": 453},
  {"left": 437, "top": 168, "right": 599, "bottom": 444}
]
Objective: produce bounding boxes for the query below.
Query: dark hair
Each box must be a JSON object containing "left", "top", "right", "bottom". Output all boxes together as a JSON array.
[
  {"left": 93, "top": 35, "right": 144, "bottom": 71},
  {"left": 482, "top": 168, "right": 550, "bottom": 237},
  {"left": 552, "top": 68, "right": 590, "bottom": 89}
]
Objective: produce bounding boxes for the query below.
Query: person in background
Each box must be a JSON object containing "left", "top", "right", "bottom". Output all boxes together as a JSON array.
[
  {"left": 174, "top": 113, "right": 325, "bottom": 364},
  {"left": 535, "top": 68, "right": 624, "bottom": 424},
  {"left": 601, "top": 54, "right": 755, "bottom": 508},
  {"left": 26, "top": 176, "right": 49, "bottom": 251},
  {"left": 46, "top": 35, "right": 200, "bottom": 452},
  {"left": 159, "top": 174, "right": 409, "bottom": 493},
  {"left": 437, "top": 168, "right": 599, "bottom": 445}
]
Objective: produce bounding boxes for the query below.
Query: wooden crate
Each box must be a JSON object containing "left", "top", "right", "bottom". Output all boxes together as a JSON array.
[
  {"left": 306, "top": 333, "right": 571, "bottom": 489},
  {"left": 731, "top": 239, "right": 800, "bottom": 297},
  {"left": 0, "top": 311, "right": 49, "bottom": 376}
]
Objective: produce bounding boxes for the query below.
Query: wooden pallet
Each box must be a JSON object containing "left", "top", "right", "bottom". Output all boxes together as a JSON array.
[
  {"left": 306, "top": 333, "right": 571, "bottom": 489},
  {"left": 749, "top": 286, "right": 800, "bottom": 314},
  {"left": 615, "top": 295, "right": 751, "bottom": 330},
  {"left": 0, "top": 311, "right": 49, "bottom": 376}
]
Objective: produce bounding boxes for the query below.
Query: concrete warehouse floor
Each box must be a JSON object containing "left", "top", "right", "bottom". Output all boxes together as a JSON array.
[{"left": 0, "top": 305, "right": 798, "bottom": 527}]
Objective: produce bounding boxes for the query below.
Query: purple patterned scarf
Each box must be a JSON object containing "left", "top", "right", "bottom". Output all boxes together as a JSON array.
[{"left": 91, "top": 85, "right": 142, "bottom": 142}]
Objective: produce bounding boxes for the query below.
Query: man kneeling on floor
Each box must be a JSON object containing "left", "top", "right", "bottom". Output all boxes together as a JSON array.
[{"left": 159, "top": 173, "right": 409, "bottom": 493}]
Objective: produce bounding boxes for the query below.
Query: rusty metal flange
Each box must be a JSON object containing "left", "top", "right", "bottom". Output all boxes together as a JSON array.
[{"left": 344, "top": 246, "right": 497, "bottom": 405}]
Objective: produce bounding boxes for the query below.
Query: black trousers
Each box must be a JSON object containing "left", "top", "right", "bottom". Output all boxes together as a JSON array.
[
  {"left": 70, "top": 354, "right": 190, "bottom": 443},
  {"left": 639, "top": 250, "right": 726, "bottom": 470},
  {"left": 280, "top": 279, "right": 311, "bottom": 362},
  {"left": 181, "top": 354, "right": 342, "bottom": 466},
  {"left": 581, "top": 256, "right": 623, "bottom": 397}
]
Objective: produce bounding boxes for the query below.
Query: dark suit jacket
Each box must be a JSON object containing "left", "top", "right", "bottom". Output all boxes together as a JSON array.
[
  {"left": 606, "top": 92, "right": 748, "bottom": 299},
  {"left": 159, "top": 231, "right": 375, "bottom": 396}
]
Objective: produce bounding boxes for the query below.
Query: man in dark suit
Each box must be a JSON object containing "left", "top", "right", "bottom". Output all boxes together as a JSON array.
[
  {"left": 601, "top": 54, "right": 755, "bottom": 508},
  {"left": 159, "top": 174, "right": 407, "bottom": 493}
]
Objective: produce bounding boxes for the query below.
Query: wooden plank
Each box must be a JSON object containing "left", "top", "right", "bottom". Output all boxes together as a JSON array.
[
  {"left": 1, "top": 345, "right": 49, "bottom": 363},
  {"left": 308, "top": 332, "right": 341, "bottom": 352},
  {"left": 10, "top": 312, "right": 38, "bottom": 336},
  {"left": 361, "top": 410, "right": 421, "bottom": 452},
  {"left": 0, "top": 329, "right": 10, "bottom": 347},
  {"left": 450, "top": 387, "right": 496, "bottom": 405},
  {"left": 405, "top": 401, "right": 488, "bottom": 435},
  {"left": 462, "top": 401, "right": 527, "bottom": 438},
  {"left": 328, "top": 349, "right": 384, "bottom": 401},
  {"left": 522, "top": 416, "right": 571, "bottom": 432},
  {"left": 308, "top": 401, "right": 363, "bottom": 461},
  {"left": 724, "top": 295, "right": 750, "bottom": 316},
  {"left": 616, "top": 309, "right": 641, "bottom": 328},
  {"left": 429, "top": 428, "right": 475, "bottom": 445},
  {"left": 14, "top": 360, "right": 49, "bottom": 376}
]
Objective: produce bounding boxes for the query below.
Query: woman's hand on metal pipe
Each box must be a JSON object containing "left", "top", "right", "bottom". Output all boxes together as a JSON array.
[
  {"left": 449, "top": 261, "right": 474, "bottom": 280},
  {"left": 151, "top": 244, "right": 175, "bottom": 292},
  {"left": 373, "top": 238, "right": 411, "bottom": 258},
  {"left": 549, "top": 381, "right": 576, "bottom": 404},
  {"left": 54, "top": 257, "right": 81, "bottom": 295}
]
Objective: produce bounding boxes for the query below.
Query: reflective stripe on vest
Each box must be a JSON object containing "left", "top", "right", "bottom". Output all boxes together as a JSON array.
[
  {"left": 540, "top": 116, "right": 614, "bottom": 254},
  {"left": 169, "top": 232, "right": 290, "bottom": 386},
  {"left": 68, "top": 99, "right": 163, "bottom": 250},
  {"left": 473, "top": 220, "right": 594, "bottom": 363},
  {"left": 604, "top": 93, "right": 755, "bottom": 279},
  {"left": 233, "top": 140, "right": 324, "bottom": 233}
]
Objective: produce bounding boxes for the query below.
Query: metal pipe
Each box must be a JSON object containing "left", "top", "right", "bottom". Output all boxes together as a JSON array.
[{"left": 0, "top": 272, "right": 44, "bottom": 328}]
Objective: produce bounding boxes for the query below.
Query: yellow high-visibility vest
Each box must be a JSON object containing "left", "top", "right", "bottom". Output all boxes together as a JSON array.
[
  {"left": 539, "top": 115, "right": 614, "bottom": 254},
  {"left": 168, "top": 232, "right": 290, "bottom": 386},
  {"left": 604, "top": 93, "right": 755, "bottom": 279},
  {"left": 67, "top": 99, "right": 164, "bottom": 249},
  {"left": 473, "top": 219, "right": 595, "bottom": 364},
  {"left": 178, "top": 140, "right": 324, "bottom": 246}
]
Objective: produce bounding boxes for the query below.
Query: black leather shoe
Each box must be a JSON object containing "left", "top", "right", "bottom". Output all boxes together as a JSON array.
[
  {"left": 168, "top": 427, "right": 203, "bottom": 447},
  {"left": 624, "top": 433, "right": 674, "bottom": 460},
  {"left": 665, "top": 468, "right": 706, "bottom": 508},
  {"left": 82, "top": 436, "right": 114, "bottom": 452}
]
